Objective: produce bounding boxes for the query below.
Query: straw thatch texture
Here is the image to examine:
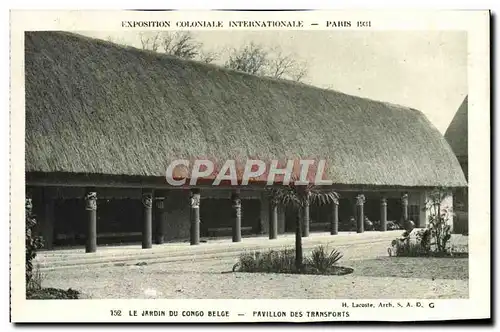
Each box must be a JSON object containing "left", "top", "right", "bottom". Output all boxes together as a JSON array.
[
  {"left": 25, "top": 31, "right": 466, "bottom": 187},
  {"left": 445, "top": 96, "right": 468, "bottom": 159}
]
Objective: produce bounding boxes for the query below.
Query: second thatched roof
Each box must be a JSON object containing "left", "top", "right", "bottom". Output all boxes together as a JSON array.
[
  {"left": 25, "top": 31, "right": 467, "bottom": 187},
  {"left": 445, "top": 96, "right": 468, "bottom": 159}
]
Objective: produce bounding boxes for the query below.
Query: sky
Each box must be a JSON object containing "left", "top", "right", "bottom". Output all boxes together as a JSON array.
[{"left": 80, "top": 30, "right": 467, "bottom": 133}]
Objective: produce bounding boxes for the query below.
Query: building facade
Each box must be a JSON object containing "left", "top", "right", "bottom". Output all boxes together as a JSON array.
[{"left": 25, "top": 31, "right": 467, "bottom": 251}]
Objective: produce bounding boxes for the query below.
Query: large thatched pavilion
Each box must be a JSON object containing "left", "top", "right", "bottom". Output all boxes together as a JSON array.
[{"left": 25, "top": 31, "right": 467, "bottom": 252}]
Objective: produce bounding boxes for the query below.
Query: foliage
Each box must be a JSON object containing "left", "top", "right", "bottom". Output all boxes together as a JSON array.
[
  {"left": 339, "top": 217, "right": 357, "bottom": 231},
  {"left": 225, "top": 42, "right": 308, "bottom": 82},
  {"left": 268, "top": 180, "right": 340, "bottom": 210},
  {"left": 364, "top": 217, "right": 374, "bottom": 231},
  {"left": 307, "top": 245, "right": 343, "bottom": 273},
  {"left": 267, "top": 180, "right": 339, "bottom": 271},
  {"left": 387, "top": 220, "right": 403, "bottom": 230},
  {"left": 388, "top": 193, "right": 464, "bottom": 257},
  {"left": 389, "top": 232, "right": 430, "bottom": 257},
  {"left": 233, "top": 248, "right": 296, "bottom": 273},
  {"left": 136, "top": 31, "right": 218, "bottom": 63},
  {"left": 26, "top": 198, "right": 43, "bottom": 287},
  {"left": 233, "top": 246, "right": 350, "bottom": 275},
  {"left": 426, "top": 188, "right": 453, "bottom": 253},
  {"left": 27, "top": 288, "right": 80, "bottom": 300},
  {"left": 417, "top": 228, "right": 432, "bottom": 254},
  {"left": 129, "top": 33, "right": 309, "bottom": 81},
  {"left": 26, "top": 263, "right": 44, "bottom": 291}
]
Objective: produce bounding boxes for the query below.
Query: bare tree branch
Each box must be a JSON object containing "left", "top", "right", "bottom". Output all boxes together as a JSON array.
[
  {"left": 162, "top": 32, "right": 200, "bottom": 59},
  {"left": 224, "top": 43, "right": 308, "bottom": 82},
  {"left": 138, "top": 31, "right": 212, "bottom": 62},
  {"left": 198, "top": 50, "right": 219, "bottom": 64},
  {"left": 225, "top": 42, "right": 269, "bottom": 75}
]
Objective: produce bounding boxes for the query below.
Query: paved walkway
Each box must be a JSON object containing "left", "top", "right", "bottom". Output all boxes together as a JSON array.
[{"left": 36, "top": 231, "right": 402, "bottom": 270}]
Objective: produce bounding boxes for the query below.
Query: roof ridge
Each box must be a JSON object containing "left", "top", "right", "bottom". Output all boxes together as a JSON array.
[{"left": 62, "top": 31, "right": 415, "bottom": 112}]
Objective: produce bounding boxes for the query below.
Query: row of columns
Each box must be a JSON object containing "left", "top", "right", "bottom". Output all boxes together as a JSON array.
[
  {"left": 81, "top": 189, "right": 410, "bottom": 252},
  {"left": 84, "top": 190, "right": 167, "bottom": 253},
  {"left": 189, "top": 189, "right": 244, "bottom": 245},
  {"left": 265, "top": 193, "right": 410, "bottom": 240}
]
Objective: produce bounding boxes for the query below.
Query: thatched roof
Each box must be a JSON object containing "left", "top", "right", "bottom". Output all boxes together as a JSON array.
[
  {"left": 445, "top": 96, "right": 468, "bottom": 159},
  {"left": 25, "top": 31, "right": 467, "bottom": 187}
]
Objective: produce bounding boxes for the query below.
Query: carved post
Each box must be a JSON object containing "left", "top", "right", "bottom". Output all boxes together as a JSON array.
[
  {"left": 380, "top": 197, "right": 387, "bottom": 232},
  {"left": 85, "top": 191, "right": 97, "bottom": 253},
  {"left": 331, "top": 198, "right": 339, "bottom": 235},
  {"left": 356, "top": 194, "right": 365, "bottom": 233},
  {"left": 231, "top": 190, "right": 242, "bottom": 242},
  {"left": 190, "top": 188, "right": 201, "bottom": 245},
  {"left": 154, "top": 196, "right": 165, "bottom": 244},
  {"left": 142, "top": 192, "right": 153, "bottom": 249},
  {"left": 302, "top": 199, "right": 310, "bottom": 237},
  {"left": 401, "top": 193, "right": 409, "bottom": 222}
]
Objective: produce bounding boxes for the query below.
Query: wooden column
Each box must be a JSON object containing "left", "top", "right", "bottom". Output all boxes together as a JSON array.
[
  {"left": 269, "top": 200, "right": 278, "bottom": 240},
  {"left": 401, "top": 193, "right": 409, "bottom": 222},
  {"left": 154, "top": 196, "right": 165, "bottom": 245},
  {"left": 84, "top": 191, "right": 97, "bottom": 253},
  {"left": 356, "top": 194, "right": 365, "bottom": 233},
  {"left": 302, "top": 200, "right": 310, "bottom": 237},
  {"left": 231, "top": 190, "right": 242, "bottom": 243},
  {"left": 380, "top": 197, "right": 387, "bottom": 232},
  {"left": 190, "top": 188, "right": 201, "bottom": 245},
  {"left": 142, "top": 192, "right": 153, "bottom": 249},
  {"left": 330, "top": 198, "right": 339, "bottom": 235}
]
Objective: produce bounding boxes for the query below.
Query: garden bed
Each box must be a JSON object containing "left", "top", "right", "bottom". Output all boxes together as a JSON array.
[{"left": 232, "top": 246, "right": 353, "bottom": 276}]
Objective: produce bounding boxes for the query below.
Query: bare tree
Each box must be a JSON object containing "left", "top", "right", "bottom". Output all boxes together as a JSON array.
[
  {"left": 198, "top": 50, "right": 219, "bottom": 64},
  {"left": 139, "top": 32, "right": 161, "bottom": 52},
  {"left": 225, "top": 42, "right": 308, "bottom": 82},
  {"left": 137, "top": 31, "right": 218, "bottom": 63},
  {"left": 160, "top": 32, "right": 200, "bottom": 59},
  {"left": 268, "top": 48, "right": 308, "bottom": 81},
  {"left": 225, "top": 42, "right": 269, "bottom": 75}
]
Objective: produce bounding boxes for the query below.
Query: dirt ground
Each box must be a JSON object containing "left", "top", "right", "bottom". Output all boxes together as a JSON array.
[{"left": 39, "top": 239, "right": 469, "bottom": 299}]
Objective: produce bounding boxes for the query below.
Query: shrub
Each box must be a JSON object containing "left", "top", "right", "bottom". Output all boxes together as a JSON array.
[
  {"left": 339, "top": 217, "right": 357, "bottom": 231},
  {"left": 26, "top": 263, "right": 44, "bottom": 291},
  {"left": 364, "top": 217, "right": 374, "bottom": 231},
  {"left": 234, "top": 248, "right": 297, "bottom": 273},
  {"left": 307, "top": 245, "right": 343, "bottom": 273},
  {"left": 27, "top": 288, "right": 80, "bottom": 300},
  {"left": 26, "top": 198, "right": 43, "bottom": 287},
  {"left": 233, "top": 246, "right": 348, "bottom": 275},
  {"left": 426, "top": 188, "right": 453, "bottom": 253},
  {"left": 416, "top": 228, "right": 431, "bottom": 254},
  {"left": 388, "top": 225, "right": 463, "bottom": 258},
  {"left": 386, "top": 220, "right": 402, "bottom": 230}
]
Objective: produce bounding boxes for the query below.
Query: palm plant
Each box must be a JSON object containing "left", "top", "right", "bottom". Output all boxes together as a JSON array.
[{"left": 269, "top": 179, "right": 339, "bottom": 271}]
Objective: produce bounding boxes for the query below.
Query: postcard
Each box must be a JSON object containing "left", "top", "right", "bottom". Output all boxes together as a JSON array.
[{"left": 10, "top": 9, "right": 490, "bottom": 322}]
